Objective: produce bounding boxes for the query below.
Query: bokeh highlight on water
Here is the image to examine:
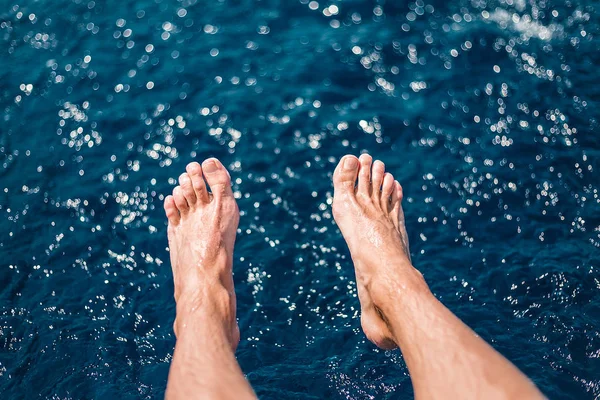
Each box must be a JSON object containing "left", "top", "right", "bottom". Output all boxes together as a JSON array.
[{"left": 1, "top": 0, "right": 599, "bottom": 398}]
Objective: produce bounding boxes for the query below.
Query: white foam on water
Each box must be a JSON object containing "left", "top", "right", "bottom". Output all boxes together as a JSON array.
[{"left": 487, "top": 9, "right": 556, "bottom": 41}]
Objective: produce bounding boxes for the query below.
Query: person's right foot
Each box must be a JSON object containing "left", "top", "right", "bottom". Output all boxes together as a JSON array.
[{"left": 332, "top": 154, "right": 426, "bottom": 349}]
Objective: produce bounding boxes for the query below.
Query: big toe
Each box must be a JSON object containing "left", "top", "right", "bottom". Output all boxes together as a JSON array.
[
  {"left": 202, "top": 158, "right": 233, "bottom": 198},
  {"left": 333, "top": 155, "right": 359, "bottom": 194}
]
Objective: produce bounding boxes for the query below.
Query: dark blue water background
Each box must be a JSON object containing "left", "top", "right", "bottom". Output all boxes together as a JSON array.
[{"left": 1, "top": 0, "right": 599, "bottom": 398}]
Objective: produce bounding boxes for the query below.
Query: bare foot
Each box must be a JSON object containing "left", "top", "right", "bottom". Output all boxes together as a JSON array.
[
  {"left": 332, "top": 154, "right": 425, "bottom": 349},
  {"left": 164, "top": 158, "right": 240, "bottom": 349}
]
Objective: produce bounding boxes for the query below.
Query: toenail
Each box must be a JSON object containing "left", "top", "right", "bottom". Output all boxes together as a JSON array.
[
  {"left": 203, "top": 160, "right": 218, "bottom": 173},
  {"left": 343, "top": 157, "right": 358, "bottom": 171},
  {"left": 187, "top": 163, "right": 201, "bottom": 173}
]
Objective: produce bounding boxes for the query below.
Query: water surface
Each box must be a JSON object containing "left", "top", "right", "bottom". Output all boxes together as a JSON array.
[{"left": 1, "top": 0, "right": 599, "bottom": 398}]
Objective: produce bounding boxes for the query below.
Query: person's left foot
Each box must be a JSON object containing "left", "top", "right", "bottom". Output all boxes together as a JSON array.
[{"left": 163, "top": 158, "right": 240, "bottom": 349}]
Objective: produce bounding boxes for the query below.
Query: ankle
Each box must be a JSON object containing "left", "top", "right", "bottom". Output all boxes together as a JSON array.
[
  {"left": 370, "top": 265, "right": 431, "bottom": 318},
  {"left": 174, "top": 286, "right": 235, "bottom": 337}
]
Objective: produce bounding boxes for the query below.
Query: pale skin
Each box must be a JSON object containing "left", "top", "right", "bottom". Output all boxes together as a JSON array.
[{"left": 163, "top": 155, "right": 546, "bottom": 400}]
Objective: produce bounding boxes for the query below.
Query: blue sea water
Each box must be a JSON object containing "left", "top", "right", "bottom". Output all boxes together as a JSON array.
[{"left": 1, "top": 0, "right": 599, "bottom": 398}]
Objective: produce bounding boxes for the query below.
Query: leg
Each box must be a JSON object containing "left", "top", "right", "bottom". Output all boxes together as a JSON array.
[
  {"left": 332, "top": 154, "right": 545, "bottom": 400},
  {"left": 164, "top": 158, "right": 255, "bottom": 400}
]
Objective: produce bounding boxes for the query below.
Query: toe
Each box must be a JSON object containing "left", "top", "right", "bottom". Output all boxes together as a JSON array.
[
  {"left": 391, "top": 181, "right": 400, "bottom": 213},
  {"left": 381, "top": 173, "right": 395, "bottom": 210},
  {"left": 178, "top": 173, "right": 197, "bottom": 206},
  {"left": 395, "top": 181, "right": 403, "bottom": 203},
  {"left": 164, "top": 195, "right": 180, "bottom": 225},
  {"left": 371, "top": 160, "right": 385, "bottom": 196},
  {"left": 172, "top": 186, "right": 189, "bottom": 213},
  {"left": 333, "top": 155, "right": 359, "bottom": 193},
  {"left": 357, "top": 153, "right": 373, "bottom": 196},
  {"left": 391, "top": 181, "right": 404, "bottom": 216},
  {"left": 202, "top": 158, "right": 233, "bottom": 198},
  {"left": 392, "top": 181, "right": 411, "bottom": 259},
  {"left": 186, "top": 162, "right": 209, "bottom": 203}
]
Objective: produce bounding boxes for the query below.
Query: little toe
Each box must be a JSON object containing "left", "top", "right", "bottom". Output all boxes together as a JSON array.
[
  {"left": 172, "top": 186, "right": 189, "bottom": 213},
  {"left": 164, "top": 195, "right": 180, "bottom": 225},
  {"left": 202, "top": 158, "right": 233, "bottom": 198},
  {"left": 380, "top": 173, "right": 395, "bottom": 210},
  {"left": 391, "top": 181, "right": 401, "bottom": 214},
  {"left": 357, "top": 153, "right": 373, "bottom": 197},
  {"left": 178, "top": 173, "right": 197, "bottom": 206},
  {"left": 186, "top": 162, "right": 209, "bottom": 203},
  {"left": 392, "top": 181, "right": 411, "bottom": 258},
  {"left": 333, "top": 155, "right": 359, "bottom": 194},
  {"left": 395, "top": 181, "right": 403, "bottom": 203},
  {"left": 391, "top": 181, "right": 404, "bottom": 216},
  {"left": 371, "top": 160, "right": 385, "bottom": 196}
]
